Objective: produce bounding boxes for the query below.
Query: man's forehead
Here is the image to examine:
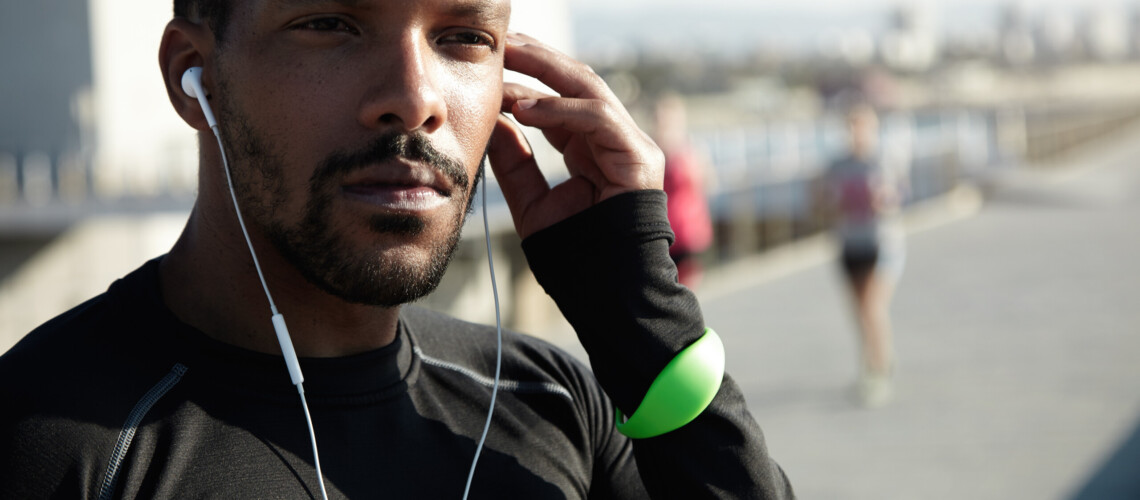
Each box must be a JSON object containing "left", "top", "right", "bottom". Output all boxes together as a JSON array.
[{"left": 262, "top": 0, "right": 510, "bottom": 21}]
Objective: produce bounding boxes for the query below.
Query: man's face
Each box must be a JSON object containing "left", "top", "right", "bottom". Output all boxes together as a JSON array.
[{"left": 209, "top": 0, "right": 509, "bottom": 306}]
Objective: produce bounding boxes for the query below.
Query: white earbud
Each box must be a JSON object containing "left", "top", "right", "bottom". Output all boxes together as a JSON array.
[{"left": 181, "top": 66, "right": 218, "bottom": 129}]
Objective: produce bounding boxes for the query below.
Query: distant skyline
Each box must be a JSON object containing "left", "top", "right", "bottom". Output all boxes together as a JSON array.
[{"left": 569, "top": 0, "right": 1140, "bottom": 59}]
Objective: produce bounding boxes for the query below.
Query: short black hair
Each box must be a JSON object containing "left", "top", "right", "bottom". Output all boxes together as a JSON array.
[{"left": 173, "top": 0, "right": 232, "bottom": 42}]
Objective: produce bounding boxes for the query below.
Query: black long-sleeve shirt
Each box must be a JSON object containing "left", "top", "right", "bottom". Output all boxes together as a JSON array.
[{"left": 0, "top": 191, "right": 793, "bottom": 499}]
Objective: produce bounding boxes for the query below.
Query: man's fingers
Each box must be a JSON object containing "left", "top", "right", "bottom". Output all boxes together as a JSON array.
[
  {"left": 505, "top": 33, "right": 622, "bottom": 109},
  {"left": 512, "top": 97, "right": 662, "bottom": 193},
  {"left": 498, "top": 33, "right": 666, "bottom": 213},
  {"left": 502, "top": 83, "right": 576, "bottom": 152},
  {"left": 511, "top": 97, "right": 644, "bottom": 160},
  {"left": 501, "top": 82, "right": 552, "bottom": 114},
  {"left": 486, "top": 114, "right": 550, "bottom": 232}
]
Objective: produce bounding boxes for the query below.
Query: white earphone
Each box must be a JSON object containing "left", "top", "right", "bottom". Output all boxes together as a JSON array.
[
  {"left": 176, "top": 66, "right": 503, "bottom": 500},
  {"left": 180, "top": 67, "right": 218, "bottom": 129}
]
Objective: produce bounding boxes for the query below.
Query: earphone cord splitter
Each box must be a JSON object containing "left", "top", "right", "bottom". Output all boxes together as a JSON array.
[{"left": 212, "top": 126, "right": 504, "bottom": 500}]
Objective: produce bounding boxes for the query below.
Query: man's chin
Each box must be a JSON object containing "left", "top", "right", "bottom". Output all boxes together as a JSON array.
[
  {"left": 272, "top": 191, "right": 469, "bottom": 308},
  {"left": 309, "top": 254, "right": 449, "bottom": 307},
  {"left": 368, "top": 212, "right": 426, "bottom": 237},
  {"left": 300, "top": 228, "right": 462, "bottom": 308}
]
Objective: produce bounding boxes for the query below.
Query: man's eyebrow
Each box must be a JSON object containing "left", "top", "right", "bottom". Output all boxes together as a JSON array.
[
  {"left": 270, "top": 0, "right": 365, "bottom": 8},
  {"left": 445, "top": 0, "right": 510, "bottom": 24},
  {"left": 268, "top": 0, "right": 509, "bottom": 21}
]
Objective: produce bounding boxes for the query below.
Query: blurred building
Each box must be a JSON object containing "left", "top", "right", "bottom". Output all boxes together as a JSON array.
[
  {"left": 999, "top": 2, "right": 1036, "bottom": 66},
  {"left": 1035, "top": 7, "right": 1078, "bottom": 64},
  {"left": 0, "top": 0, "right": 95, "bottom": 204},
  {"left": 1082, "top": 6, "right": 1130, "bottom": 62},
  {"left": 880, "top": 3, "right": 940, "bottom": 72},
  {"left": 1132, "top": 6, "right": 1140, "bottom": 59}
]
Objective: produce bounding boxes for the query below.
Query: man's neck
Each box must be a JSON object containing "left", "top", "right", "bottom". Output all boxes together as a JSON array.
[{"left": 159, "top": 207, "right": 402, "bottom": 358}]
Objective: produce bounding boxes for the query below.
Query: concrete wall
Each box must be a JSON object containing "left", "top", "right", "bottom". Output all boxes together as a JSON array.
[{"left": 0, "top": 0, "right": 92, "bottom": 154}]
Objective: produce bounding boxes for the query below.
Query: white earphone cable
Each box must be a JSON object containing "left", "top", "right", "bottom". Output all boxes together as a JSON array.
[
  {"left": 212, "top": 127, "right": 280, "bottom": 317},
  {"left": 462, "top": 164, "right": 503, "bottom": 500},
  {"left": 298, "top": 384, "right": 329, "bottom": 500}
]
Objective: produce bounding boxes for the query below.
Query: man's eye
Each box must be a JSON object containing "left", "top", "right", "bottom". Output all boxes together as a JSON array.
[
  {"left": 440, "top": 31, "right": 495, "bottom": 48},
  {"left": 293, "top": 17, "right": 358, "bottom": 34}
]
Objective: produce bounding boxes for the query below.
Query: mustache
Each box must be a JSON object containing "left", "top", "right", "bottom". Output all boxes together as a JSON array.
[{"left": 310, "top": 132, "right": 470, "bottom": 194}]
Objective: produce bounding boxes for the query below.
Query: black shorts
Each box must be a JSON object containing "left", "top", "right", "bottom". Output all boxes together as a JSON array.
[{"left": 841, "top": 246, "right": 879, "bottom": 279}]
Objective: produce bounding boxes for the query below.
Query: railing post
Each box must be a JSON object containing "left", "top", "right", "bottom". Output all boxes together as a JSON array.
[
  {"left": 50, "top": 149, "right": 61, "bottom": 200},
  {"left": 15, "top": 150, "right": 26, "bottom": 202}
]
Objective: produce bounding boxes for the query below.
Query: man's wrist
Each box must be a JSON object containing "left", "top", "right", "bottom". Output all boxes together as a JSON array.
[
  {"left": 523, "top": 190, "right": 673, "bottom": 250},
  {"left": 521, "top": 189, "right": 707, "bottom": 413}
]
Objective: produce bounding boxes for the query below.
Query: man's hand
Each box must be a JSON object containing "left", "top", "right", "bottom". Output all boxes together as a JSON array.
[{"left": 488, "top": 33, "right": 665, "bottom": 239}]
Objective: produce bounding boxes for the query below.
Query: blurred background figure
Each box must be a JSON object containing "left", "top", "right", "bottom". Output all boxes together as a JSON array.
[
  {"left": 823, "top": 103, "right": 908, "bottom": 408},
  {"left": 653, "top": 93, "right": 714, "bottom": 289}
]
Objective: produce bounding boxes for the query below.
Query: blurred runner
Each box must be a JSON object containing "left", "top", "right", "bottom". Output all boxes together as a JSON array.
[{"left": 823, "top": 103, "right": 908, "bottom": 408}]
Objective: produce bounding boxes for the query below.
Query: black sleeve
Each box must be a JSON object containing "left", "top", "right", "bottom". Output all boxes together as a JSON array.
[{"left": 522, "top": 190, "right": 795, "bottom": 499}]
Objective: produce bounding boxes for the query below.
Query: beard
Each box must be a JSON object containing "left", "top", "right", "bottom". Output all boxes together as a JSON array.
[{"left": 214, "top": 78, "right": 483, "bottom": 307}]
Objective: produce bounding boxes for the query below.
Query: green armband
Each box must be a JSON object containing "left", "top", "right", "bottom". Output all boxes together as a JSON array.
[{"left": 615, "top": 328, "right": 725, "bottom": 439}]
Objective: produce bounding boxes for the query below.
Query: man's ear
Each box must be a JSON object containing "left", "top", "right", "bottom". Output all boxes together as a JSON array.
[{"left": 159, "top": 18, "right": 215, "bottom": 131}]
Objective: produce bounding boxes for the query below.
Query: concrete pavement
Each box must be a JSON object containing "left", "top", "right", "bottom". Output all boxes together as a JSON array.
[{"left": 694, "top": 124, "right": 1140, "bottom": 499}]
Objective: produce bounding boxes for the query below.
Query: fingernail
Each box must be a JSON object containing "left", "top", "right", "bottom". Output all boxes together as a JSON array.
[
  {"left": 517, "top": 99, "right": 538, "bottom": 110},
  {"left": 506, "top": 32, "right": 527, "bottom": 46}
]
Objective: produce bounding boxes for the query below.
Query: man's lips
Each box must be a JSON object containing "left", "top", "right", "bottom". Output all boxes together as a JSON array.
[
  {"left": 339, "top": 161, "right": 453, "bottom": 211},
  {"left": 342, "top": 184, "right": 449, "bottom": 211}
]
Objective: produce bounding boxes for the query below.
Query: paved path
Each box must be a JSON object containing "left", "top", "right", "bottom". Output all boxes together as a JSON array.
[{"left": 692, "top": 126, "right": 1140, "bottom": 499}]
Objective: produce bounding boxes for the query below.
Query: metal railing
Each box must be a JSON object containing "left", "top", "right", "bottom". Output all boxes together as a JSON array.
[{"left": 689, "top": 103, "right": 1140, "bottom": 263}]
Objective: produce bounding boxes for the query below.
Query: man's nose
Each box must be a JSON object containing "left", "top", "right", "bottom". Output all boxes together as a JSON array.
[{"left": 357, "top": 37, "right": 447, "bottom": 134}]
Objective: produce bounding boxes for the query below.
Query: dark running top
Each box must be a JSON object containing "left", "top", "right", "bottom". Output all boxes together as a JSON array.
[{"left": 0, "top": 191, "right": 793, "bottom": 499}]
